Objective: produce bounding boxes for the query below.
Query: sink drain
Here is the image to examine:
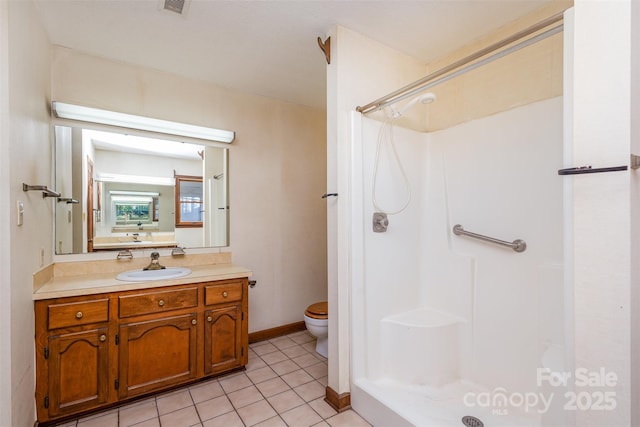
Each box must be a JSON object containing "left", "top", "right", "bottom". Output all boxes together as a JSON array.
[{"left": 462, "top": 415, "right": 484, "bottom": 427}]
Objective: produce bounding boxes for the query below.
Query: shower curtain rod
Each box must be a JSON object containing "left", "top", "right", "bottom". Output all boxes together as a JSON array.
[{"left": 356, "top": 11, "right": 564, "bottom": 114}]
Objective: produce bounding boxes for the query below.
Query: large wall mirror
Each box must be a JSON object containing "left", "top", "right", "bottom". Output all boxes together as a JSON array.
[{"left": 54, "top": 125, "right": 229, "bottom": 254}]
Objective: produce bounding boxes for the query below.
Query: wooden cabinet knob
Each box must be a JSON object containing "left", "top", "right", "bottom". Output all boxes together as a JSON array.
[
  {"left": 75, "top": 311, "right": 83, "bottom": 319},
  {"left": 158, "top": 300, "right": 165, "bottom": 307},
  {"left": 207, "top": 316, "right": 213, "bottom": 322},
  {"left": 99, "top": 334, "right": 106, "bottom": 342},
  {"left": 222, "top": 291, "right": 228, "bottom": 298},
  {"left": 191, "top": 319, "right": 197, "bottom": 325}
]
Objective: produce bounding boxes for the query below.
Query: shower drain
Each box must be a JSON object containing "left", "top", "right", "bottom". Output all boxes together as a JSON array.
[{"left": 461, "top": 415, "right": 484, "bottom": 427}]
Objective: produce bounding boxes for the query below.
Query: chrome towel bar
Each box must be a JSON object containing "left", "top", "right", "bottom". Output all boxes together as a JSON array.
[
  {"left": 557, "top": 165, "right": 627, "bottom": 175},
  {"left": 453, "top": 224, "right": 527, "bottom": 253},
  {"left": 22, "top": 183, "right": 61, "bottom": 198}
]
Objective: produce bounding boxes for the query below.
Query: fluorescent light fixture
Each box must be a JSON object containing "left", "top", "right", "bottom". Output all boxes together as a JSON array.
[
  {"left": 97, "top": 173, "right": 175, "bottom": 186},
  {"left": 52, "top": 102, "right": 235, "bottom": 143},
  {"left": 109, "top": 191, "right": 160, "bottom": 197}
]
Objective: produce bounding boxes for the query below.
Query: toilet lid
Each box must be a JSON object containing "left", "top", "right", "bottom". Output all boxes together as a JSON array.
[{"left": 305, "top": 301, "right": 328, "bottom": 317}]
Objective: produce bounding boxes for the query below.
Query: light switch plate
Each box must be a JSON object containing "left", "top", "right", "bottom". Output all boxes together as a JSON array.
[{"left": 16, "top": 201, "right": 24, "bottom": 226}]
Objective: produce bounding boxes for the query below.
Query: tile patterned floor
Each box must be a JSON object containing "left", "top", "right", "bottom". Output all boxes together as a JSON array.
[{"left": 54, "top": 331, "right": 371, "bottom": 427}]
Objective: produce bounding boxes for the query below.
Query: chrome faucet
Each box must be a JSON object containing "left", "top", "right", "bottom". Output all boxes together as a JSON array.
[{"left": 143, "top": 251, "right": 166, "bottom": 270}]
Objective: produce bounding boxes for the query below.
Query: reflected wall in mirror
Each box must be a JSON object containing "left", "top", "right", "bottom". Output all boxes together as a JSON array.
[{"left": 54, "top": 126, "right": 229, "bottom": 254}]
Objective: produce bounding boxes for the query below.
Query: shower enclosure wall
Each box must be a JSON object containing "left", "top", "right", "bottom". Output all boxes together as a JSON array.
[{"left": 350, "top": 97, "right": 565, "bottom": 426}]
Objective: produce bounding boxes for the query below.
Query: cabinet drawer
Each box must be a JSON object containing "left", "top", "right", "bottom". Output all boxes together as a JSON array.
[
  {"left": 119, "top": 287, "right": 198, "bottom": 318},
  {"left": 205, "top": 282, "right": 242, "bottom": 305},
  {"left": 48, "top": 299, "right": 109, "bottom": 330}
]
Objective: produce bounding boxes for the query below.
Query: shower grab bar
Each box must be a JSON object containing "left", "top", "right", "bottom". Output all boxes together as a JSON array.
[{"left": 453, "top": 224, "right": 527, "bottom": 253}]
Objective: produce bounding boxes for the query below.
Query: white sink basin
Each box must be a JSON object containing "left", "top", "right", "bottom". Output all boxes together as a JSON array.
[{"left": 116, "top": 267, "right": 192, "bottom": 282}]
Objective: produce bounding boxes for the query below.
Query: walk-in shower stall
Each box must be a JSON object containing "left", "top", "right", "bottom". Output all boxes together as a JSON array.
[
  {"left": 346, "top": 12, "right": 568, "bottom": 426},
  {"left": 350, "top": 97, "right": 565, "bottom": 426},
  {"left": 335, "top": 3, "right": 634, "bottom": 426}
]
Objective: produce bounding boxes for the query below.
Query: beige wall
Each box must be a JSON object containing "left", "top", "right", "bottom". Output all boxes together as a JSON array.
[
  {"left": 51, "top": 48, "right": 328, "bottom": 334},
  {"left": 4, "top": 1, "right": 52, "bottom": 425},
  {"left": 0, "top": 2, "right": 10, "bottom": 425}
]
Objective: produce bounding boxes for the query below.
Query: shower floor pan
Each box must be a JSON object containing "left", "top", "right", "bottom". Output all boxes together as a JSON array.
[{"left": 353, "top": 378, "right": 542, "bottom": 427}]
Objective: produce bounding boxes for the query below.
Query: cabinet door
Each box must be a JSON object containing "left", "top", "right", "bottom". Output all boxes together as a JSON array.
[
  {"left": 118, "top": 313, "right": 197, "bottom": 399},
  {"left": 204, "top": 306, "right": 243, "bottom": 375},
  {"left": 47, "top": 328, "right": 110, "bottom": 417}
]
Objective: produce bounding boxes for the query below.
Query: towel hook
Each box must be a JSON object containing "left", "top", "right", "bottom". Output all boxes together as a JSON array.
[{"left": 317, "top": 36, "right": 331, "bottom": 64}]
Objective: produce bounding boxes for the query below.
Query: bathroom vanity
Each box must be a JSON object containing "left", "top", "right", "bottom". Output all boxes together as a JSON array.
[{"left": 33, "top": 257, "right": 250, "bottom": 424}]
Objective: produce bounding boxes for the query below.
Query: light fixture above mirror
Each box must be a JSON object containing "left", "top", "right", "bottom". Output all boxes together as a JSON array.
[{"left": 52, "top": 102, "right": 235, "bottom": 143}]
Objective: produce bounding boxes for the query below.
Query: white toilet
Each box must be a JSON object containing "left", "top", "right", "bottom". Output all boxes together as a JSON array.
[{"left": 303, "top": 301, "right": 328, "bottom": 358}]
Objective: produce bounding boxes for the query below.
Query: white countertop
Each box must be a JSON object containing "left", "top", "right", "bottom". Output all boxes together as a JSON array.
[{"left": 33, "top": 263, "right": 252, "bottom": 300}]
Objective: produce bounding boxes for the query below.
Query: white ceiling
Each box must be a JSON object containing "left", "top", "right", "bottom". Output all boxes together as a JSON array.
[{"left": 33, "top": 0, "right": 553, "bottom": 110}]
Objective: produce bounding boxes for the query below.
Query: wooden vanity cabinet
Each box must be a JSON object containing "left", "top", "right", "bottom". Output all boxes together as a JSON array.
[
  {"left": 34, "top": 297, "right": 112, "bottom": 420},
  {"left": 34, "top": 277, "right": 248, "bottom": 424}
]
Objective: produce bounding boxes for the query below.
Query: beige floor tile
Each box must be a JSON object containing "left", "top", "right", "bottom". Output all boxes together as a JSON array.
[
  {"left": 253, "top": 415, "right": 288, "bottom": 427},
  {"left": 219, "top": 372, "right": 252, "bottom": 393},
  {"left": 54, "top": 422, "right": 77, "bottom": 427},
  {"left": 270, "top": 359, "right": 300, "bottom": 376},
  {"left": 311, "top": 422, "right": 330, "bottom": 427},
  {"left": 255, "top": 377, "right": 291, "bottom": 397},
  {"left": 260, "top": 350, "right": 288, "bottom": 365},
  {"left": 326, "top": 409, "right": 372, "bottom": 427},
  {"left": 246, "top": 366, "right": 278, "bottom": 384},
  {"left": 202, "top": 410, "right": 245, "bottom": 427},
  {"left": 270, "top": 336, "right": 298, "bottom": 350},
  {"left": 304, "top": 362, "right": 328, "bottom": 379},
  {"left": 77, "top": 410, "right": 118, "bottom": 427},
  {"left": 282, "top": 344, "right": 310, "bottom": 359},
  {"left": 77, "top": 408, "right": 117, "bottom": 423},
  {"left": 237, "top": 399, "right": 278, "bottom": 426},
  {"left": 312, "top": 352, "right": 327, "bottom": 363},
  {"left": 294, "top": 380, "right": 325, "bottom": 402},
  {"left": 195, "top": 395, "right": 234, "bottom": 421},
  {"left": 280, "top": 403, "right": 323, "bottom": 427},
  {"left": 189, "top": 379, "right": 225, "bottom": 404},
  {"left": 159, "top": 406, "right": 200, "bottom": 427},
  {"left": 128, "top": 418, "right": 160, "bottom": 427},
  {"left": 308, "top": 397, "right": 337, "bottom": 419},
  {"left": 301, "top": 341, "right": 317, "bottom": 353},
  {"left": 227, "top": 385, "right": 263, "bottom": 408},
  {"left": 251, "top": 342, "right": 278, "bottom": 356},
  {"left": 119, "top": 398, "right": 158, "bottom": 426},
  {"left": 293, "top": 353, "right": 323, "bottom": 368},
  {"left": 156, "top": 389, "right": 193, "bottom": 415},
  {"left": 317, "top": 375, "right": 328, "bottom": 387},
  {"left": 289, "top": 331, "right": 315, "bottom": 344},
  {"left": 267, "top": 389, "right": 305, "bottom": 413},
  {"left": 246, "top": 354, "right": 268, "bottom": 372},
  {"left": 281, "top": 369, "right": 314, "bottom": 388}
]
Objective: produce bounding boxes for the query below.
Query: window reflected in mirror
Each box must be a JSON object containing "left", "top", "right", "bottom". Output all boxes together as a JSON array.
[{"left": 175, "top": 175, "right": 203, "bottom": 227}]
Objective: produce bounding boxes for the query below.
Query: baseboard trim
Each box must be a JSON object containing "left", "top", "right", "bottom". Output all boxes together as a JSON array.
[
  {"left": 325, "top": 386, "right": 351, "bottom": 412},
  {"left": 248, "top": 321, "right": 306, "bottom": 343}
]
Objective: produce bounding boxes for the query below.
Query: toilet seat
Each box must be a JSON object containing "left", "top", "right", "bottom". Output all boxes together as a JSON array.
[{"left": 305, "top": 301, "right": 328, "bottom": 319}]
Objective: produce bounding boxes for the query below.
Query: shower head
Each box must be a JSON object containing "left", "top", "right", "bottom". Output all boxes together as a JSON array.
[{"left": 392, "top": 92, "right": 437, "bottom": 118}]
